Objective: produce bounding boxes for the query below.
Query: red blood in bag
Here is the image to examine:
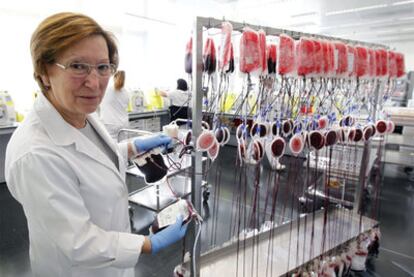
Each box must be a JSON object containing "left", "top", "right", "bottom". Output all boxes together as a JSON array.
[
  {"left": 387, "top": 120, "right": 395, "bottom": 133},
  {"left": 219, "top": 21, "right": 233, "bottom": 72},
  {"left": 250, "top": 122, "right": 258, "bottom": 137},
  {"left": 271, "top": 121, "right": 278, "bottom": 136},
  {"left": 238, "top": 140, "right": 246, "bottom": 162},
  {"left": 337, "top": 127, "right": 346, "bottom": 142},
  {"left": 240, "top": 27, "right": 261, "bottom": 74},
  {"left": 363, "top": 125, "right": 374, "bottom": 141},
  {"left": 334, "top": 42, "right": 348, "bottom": 76},
  {"left": 355, "top": 46, "right": 368, "bottom": 78},
  {"left": 388, "top": 51, "right": 397, "bottom": 78},
  {"left": 255, "top": 140, "right": 264, "bottom": 160},
  {"left": 348, "top": 128, "right": 356, "bottom": 142},
  {"left": 325, "top": 130, "right": 338, "bottom": 146},
  {"left": 313, "top": 40, "right": 323, "bottom": 75},
  {"left": 270, "top": 137, "right": 286, "bottom": 158},
  {"left": 297, "top": 37, "right": 315, "bottom": 76},
  {"left": 376, "top": 120, "right": 387, "bottom": 134},
  {"left": 309, "top": 130, "right": 324, "bottom": 150},
  {"left": 327, "top": 42, "right": 335, "bottom": 75},
  {"left": 208, "top": 140, "right": 220, "bottom": 161},
  {"left": 321, "top": 41, "right": 330, "bottom": 75},
  {"left": 196, "top": 131, "right": 215, "bottom": 151},
  {"left": 375, "top": 49, "right": 382, "bottom": 77},
  {"left": 289, "top": 134, "right": 304, "bottom": 155},
  {"left": 226, "top": 43, "right": 235, "bottom": 73},
  {"left": 258, "top": 30, "right": 267, "bottom": 74},
  {"left": 215, "top": 128, "right": 225, "bottom": 144},
  {"left": 203, "top": 38, "right": 216, "bottom": 74},
  {"left": 367, "top": 48, "right": 376, "bottom": 78},
  {"left": 184, "top": 130, "right": 192, "bottom": 146},
  {"left": 267, "top": 44, "right": 277, "bottom": 74},
  {"left": 249, "top": 140, "right": 263, "bottom": 162},
  {"left": 353, "top": 128, "right": 363, "bottom": 142},
  {"left": 347, "top": 45, "right": 356, "bottom": 77},
  {"left": 376, "top": 49, "right": 388, "bottom": 77},
  {"left": 278, "top": 34, "right": 295, "bottom": 75},
  {"left": 250, "top": 122, "right": 268, "bottom": 137},
  {"left": 395, "top": 52, "right": 405, "bottom": 78},
  {"left": 318, "top": 116, "right": 328, "bottom": 130},
  {"left": 185, "top": 37, "right": 192, "bottom": 74},
  {"left": 282, "top": 120, "right": 293, "bottom": 136}
]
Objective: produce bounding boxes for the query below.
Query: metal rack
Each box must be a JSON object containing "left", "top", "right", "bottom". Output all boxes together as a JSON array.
[{"left": 188, "top": 16, "right": 387, "bottom": 277}]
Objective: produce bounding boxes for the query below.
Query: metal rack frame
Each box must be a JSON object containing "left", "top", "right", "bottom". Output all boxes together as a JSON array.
[{"left": 189, "top": 16, "right": 387, "bottom": 276}]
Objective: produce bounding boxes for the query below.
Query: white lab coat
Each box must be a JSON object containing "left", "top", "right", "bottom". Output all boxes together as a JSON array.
[
  {"left": 166, "top": 89, "right": 192, "bottom": 107},
  {"left": 5, "top": 93, "right": 144, "bottom": 277},
  {"left": 100, "top": 84, "right": 130, "bottom": 141}
]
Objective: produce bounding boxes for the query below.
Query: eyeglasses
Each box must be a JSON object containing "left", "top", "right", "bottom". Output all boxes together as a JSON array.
[{"left": 55, "top": 62, "right": 116, "bottom": 77}]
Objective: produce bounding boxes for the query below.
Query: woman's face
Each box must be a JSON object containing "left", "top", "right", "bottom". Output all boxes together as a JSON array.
[{"left": 42, "top": 35, "right": 110, "bottom": 127}]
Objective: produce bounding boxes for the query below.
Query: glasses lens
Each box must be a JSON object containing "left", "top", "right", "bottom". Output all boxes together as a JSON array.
[
  {"left": 97, "top": 63, "right": 115, "bottom": 76},
  {"left": 69, "top": 63, "right": 89, "bottom": 76},
  {"left": 68, "top": 62, "right": 115, "bottom": 77}
]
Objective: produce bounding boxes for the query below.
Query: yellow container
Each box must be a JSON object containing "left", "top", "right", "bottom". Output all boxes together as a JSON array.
[
  {"left": 145, "top": 89, "right": 164, "bottom": 110},
  {"left": 220, "top": 92, "right": 236, "bottom": 113}
]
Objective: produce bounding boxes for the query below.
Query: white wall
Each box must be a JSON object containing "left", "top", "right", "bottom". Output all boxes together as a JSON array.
[
  {"left": 1, "top": 0, "right": 413, "bottom": 115},
  {"left": 0, "top": 0, "right": 225, "bottom": 115}
]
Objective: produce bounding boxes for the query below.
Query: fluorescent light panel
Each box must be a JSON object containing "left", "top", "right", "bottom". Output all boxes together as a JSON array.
[
  {"left": 291, "top": 11, "right": 317, "bottom": 18},
  {"left": 391, "top": 0, "right": 414, "bottom": 6},
  {"left": 325, "top": 4, "right": 388, "bottom": 16}
]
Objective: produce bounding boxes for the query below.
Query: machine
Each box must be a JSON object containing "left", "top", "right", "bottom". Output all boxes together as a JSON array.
[{"left": 0, "top": 90, "right": 16, "bottom": 126}]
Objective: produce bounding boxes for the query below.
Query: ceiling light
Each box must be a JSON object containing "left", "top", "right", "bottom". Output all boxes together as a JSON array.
[
  {"left": 291, "top": 11, "right": 317, "bottom": 18},
  {"left": 288, "top": 21, "right": 317, "bottom": 27},
  {"left": 391, "top": 0, "right": 414, "bottom": 6},
  {"left": 325, "top": 4, "right": 388, "bottom": 16}
]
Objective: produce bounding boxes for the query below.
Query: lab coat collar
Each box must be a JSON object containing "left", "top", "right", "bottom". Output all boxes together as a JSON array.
[{"left": 34, "top": 93, "right": 124, "bottom": 181}]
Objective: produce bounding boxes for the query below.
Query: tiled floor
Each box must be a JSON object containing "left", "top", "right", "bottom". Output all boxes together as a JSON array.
[{"left": 1, "top": 146, "right": 413, "bottom": 276}]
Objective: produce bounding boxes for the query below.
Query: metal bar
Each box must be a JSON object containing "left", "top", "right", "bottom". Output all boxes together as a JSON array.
[
  {"left": 196, "top": 16, "right": 387, "bottom": 48},
  {"left": 190, "top": 16, "right": 203, "bottom": 277}
]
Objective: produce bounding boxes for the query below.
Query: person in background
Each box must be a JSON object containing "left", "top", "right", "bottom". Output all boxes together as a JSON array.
[
  {"left": 100, "top": 70, "right": 129, "bottom": 141},
  {"left": 157, "top": 78, "right": 192, "bottom": 124},
  {"left": 5, "top": 12, "right": 187, "bottom": 277}
]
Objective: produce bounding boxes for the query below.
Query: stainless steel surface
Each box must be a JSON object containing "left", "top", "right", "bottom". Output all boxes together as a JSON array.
[
  {"left": 128, "top": 109, "right": 169, "bottom": 120},
  {"left": 0, "top": 124, "right": 17, "bottom": 182},
  {"left": 128, "top": 175, "right": 192, "bottom": 211},
  {"left": 181, "top": 208, "right": 377, "bottom": 276},
  {"left": 0, "top": 123, "right": 18, "bottom": 135}
]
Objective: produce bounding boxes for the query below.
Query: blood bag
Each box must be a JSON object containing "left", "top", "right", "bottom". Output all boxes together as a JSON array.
[
  {"left": 355, "top": 46, "right": 368, "bottom": 78},
  {"left": 278, "top": 34, "right": 296, "bottom": 75},
  {"left": 239, "top": 27, "right": 261, "bottom": 74},
  {"left": 296, "top": 37, "right": 315, "bottom": 76}
]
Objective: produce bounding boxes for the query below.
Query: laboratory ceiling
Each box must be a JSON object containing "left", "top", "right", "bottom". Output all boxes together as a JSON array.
[
  {"left": 2, "top": 0, "right": 414, "bottom": 46},
  {"left": 220, "top": 0, "right": 414, "bottom": 45}
]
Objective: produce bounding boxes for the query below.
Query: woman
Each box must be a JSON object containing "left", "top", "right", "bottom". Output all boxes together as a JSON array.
[
  {"left": 5, "top": 12, "right": 187, "bottom": 277},
  {"left": 100, "top": 70, "right": 130, "bottom": 141},
  {"left": 158, "top": 78, "right": 192, "bottom": 124}
]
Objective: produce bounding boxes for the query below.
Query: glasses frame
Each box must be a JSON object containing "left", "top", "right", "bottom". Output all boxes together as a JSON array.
[{"left": 55, "top": 62, "right": 116, "bottom": 77}]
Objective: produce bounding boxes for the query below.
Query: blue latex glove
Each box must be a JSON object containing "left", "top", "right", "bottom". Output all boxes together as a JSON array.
[
  {"left": 150, "top": 215, "right": 188, "bottom": 255},
  {"left": 133, "top": 134, "right": 172, "bottom": 153}
]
